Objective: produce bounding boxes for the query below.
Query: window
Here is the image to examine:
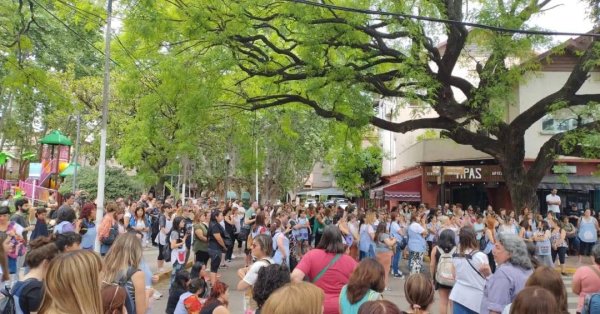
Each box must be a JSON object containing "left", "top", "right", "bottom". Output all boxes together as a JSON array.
[{"left": 541, "top": 116, "right": 593, "bottom": 133}]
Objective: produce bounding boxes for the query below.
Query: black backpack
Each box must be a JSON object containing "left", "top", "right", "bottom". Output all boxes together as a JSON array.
[
  {"left": 0, "top": 280, "right": 35, "bottom": 314},
  {"left": 163, "top": 230, "right": 173, "bottom": 262}
]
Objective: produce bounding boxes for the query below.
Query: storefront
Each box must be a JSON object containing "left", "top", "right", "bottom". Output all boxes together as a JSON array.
[
  {"left": 537, "top": 173, "right": 600, "bottom": 215},
  {"left": 370, "top": 167, "right": 422, "bottom": 209},
  {"left": 422, "top": 164, "right": 511, "bottom": 211}
]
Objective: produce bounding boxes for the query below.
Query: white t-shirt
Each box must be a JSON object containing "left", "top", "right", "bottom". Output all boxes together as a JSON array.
[
  {"left": 156, "top": 218, "right": 173, "bottom": 245},
  {"left": 546, "top": 194, "right": 561, "bottom": 213},
  {"left": 242, "top": 258, "right": 274, "bottom": 286},
  {"left": 170, "top": 231, "right": 187, "bottom": 264},
  {"left": 449, "top": 249, "right": 488, "bottom": 312}
]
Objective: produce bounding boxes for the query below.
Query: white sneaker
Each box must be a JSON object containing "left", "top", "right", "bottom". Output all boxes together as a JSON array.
[
  {"left": 231, "top": 254, "right": 237, "bottom": 259},
  {"left": 152, "top": 291, "right": 163, "bottom": 299}
]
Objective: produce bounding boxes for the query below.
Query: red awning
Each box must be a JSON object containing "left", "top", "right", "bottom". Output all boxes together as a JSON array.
[{"left": 383, "top": 176, "right": 421, "bottom": 201}]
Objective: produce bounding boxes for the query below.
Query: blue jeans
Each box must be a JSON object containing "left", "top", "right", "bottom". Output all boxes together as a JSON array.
[
  {"left": 392, "top": 242, "right": 403, "bottom": 275},
  {"left": 453, "top": 301, "right": 478, "bottom": 314},
  {"left": 368, "top": 245, "right": 375, "bottom": 258},
  {"left": 360, "top": 250, "right": 367, "bottom": 261}
]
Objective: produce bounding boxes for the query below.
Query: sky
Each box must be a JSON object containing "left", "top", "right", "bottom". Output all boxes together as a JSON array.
[{"left": 528, "top": 0, "right": 594, "bottom": 39}]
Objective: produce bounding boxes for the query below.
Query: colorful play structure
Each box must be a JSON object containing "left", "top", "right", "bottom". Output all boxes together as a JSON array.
[{"left": 0, "top": 130, "right": 77, "bottom": 204}]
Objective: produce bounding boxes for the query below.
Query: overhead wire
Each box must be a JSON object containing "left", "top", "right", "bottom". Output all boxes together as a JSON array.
[
  {"left": 30, "top": 0, "right": 119, "bottom": 65},
  {"left": 286, "top": 0, "right": 600, "bottom": 38}
]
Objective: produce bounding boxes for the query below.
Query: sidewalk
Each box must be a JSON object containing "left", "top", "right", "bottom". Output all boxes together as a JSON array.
[
  {"left": 142, "top": 245, "right": 193, "bottom": 281},
  {"left": 561, "top": 254, "right": 594, "bottom": 274}
]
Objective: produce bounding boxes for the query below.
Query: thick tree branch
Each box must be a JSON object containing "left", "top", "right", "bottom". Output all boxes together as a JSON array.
[
  {"left": 510, "top": 37, "right": 599, "bottom": 135},
  {"left": 526, "top": 120, "right": 600, "bottom": 185}
]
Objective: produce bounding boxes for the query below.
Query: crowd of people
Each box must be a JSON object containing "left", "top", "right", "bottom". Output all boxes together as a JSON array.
[{"left": 0, "top": 190, "right": 600, "bottom": 314}]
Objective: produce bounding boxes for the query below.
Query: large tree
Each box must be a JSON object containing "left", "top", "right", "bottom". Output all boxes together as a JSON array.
[{"left": 119, "top": 0, "right": 600, "bottom": 211}]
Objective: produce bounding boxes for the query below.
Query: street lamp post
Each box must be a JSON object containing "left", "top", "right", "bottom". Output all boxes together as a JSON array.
[
  {"left": 264, "top": 169, "right": 269, "bottom": 204},
  {"left": 224, "top": 153, "right": 231, "bottom": 201},
  {"left": 95, "top": 0, "right": 113, "bottom": 253}
]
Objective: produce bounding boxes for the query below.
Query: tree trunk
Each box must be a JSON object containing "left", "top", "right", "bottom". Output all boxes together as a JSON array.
[
  {"left": 504, "top": 175, "right": 540, "bottom": 216},
  {"left": 0, "top": 92, "right": 14, "bottom": 151},
  {"left": 496, "top": 136, "right": 541, "bottom": 216}
]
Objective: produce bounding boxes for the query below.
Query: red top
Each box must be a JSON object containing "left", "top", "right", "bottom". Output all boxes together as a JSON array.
[{"left": 296, "top": 249, "right": 358, "bottom": 314}]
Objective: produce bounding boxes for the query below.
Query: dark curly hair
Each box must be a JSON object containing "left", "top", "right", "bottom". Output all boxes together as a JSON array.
[{"left": 252, "top": 264, "right": 291, "bottom": 308}]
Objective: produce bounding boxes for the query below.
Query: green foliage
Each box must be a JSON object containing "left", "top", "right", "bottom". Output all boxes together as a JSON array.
[
  {"left": 416, "top": 130, "right": 440, "bottom": 142},
  {"left": 331, "top": 145, "right": 383, "bottom": 196},
  {"left": 60, "top": 166, "right": 143, "bottom": 201}
]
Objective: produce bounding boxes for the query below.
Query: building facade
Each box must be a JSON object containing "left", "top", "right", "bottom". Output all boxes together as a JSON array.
[{"left": 373, "top": 36, "right": 600, "bottom": 214}]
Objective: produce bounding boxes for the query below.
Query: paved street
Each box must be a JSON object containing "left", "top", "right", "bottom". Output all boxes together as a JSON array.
[{"left": 143, "top": 246, "right": 587, "bottom": 314}]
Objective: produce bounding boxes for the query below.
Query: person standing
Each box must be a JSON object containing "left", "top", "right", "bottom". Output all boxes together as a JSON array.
[
  {"left": 193, "top": 210, "right": 209, "bottom": 265},
  {"left": 271, "top": 219, "right": 290, "bottom": 268},
  {"left": 549, "top": 218, "right": 568, "bottom": 275},
  {"left": 170, "top": 216, "right": 190, "bottom": 283},
  {"left": 156, "top": 204, "right": 174, "bottom": 272},
  {"left": 572, "top": 244, "right": 600, "bottom": 314},
  {"left": 236, "top": 234, "right": 274, "bottom": 313},
  {"left": 243, "top": 202, "right": 258, "bottom": 268},
  {"left": 339, "top": 259, "right": 385, "bottom": 314},
  {"left": 374, "top": 222, "right": 396, "bottom": 290},
  {"left": 407, "top": 213, "right": 428, "bottom": 274},
  {"left": 38, "top": 250, "right": 104, "bottom": 314},
  {"left": 97, "top": 202, "right": 123, "bottom": 256},
  {"left": 479, "top": 234, "right": 533, "bottom": 314},
  {"left": 208, "top": 210, "right": 228, "bottom": 284},
  {"left": 291, "top": 226, "right": 358, "bottom": 314},
  {"left": 533, "top": 220, "right": 553, "bottom": 267},
  {"left": 79, "top": 203, "right": 97, "bottom": 251},
  {"left": 546, "top": 189, "right": 561, "bottom": 218},
  {"left": 430, "top": 229, "right": 456, "bottom": 314},
  {"left": 450, "top": 226, "right": 488, "bottom": 314},
  {"left": 577, "top": 209, "right": 599, "bottom": 264}
]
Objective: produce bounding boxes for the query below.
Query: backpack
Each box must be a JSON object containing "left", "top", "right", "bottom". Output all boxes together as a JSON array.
[
  {"left": 100, "top": 223, "right": 118, "bottom": 246},
  {"left": 102, "top": 267, "right": 137, "bottom": 314},
  {"left": 163, "top": 230, "right": 173, "bottom": 262},
  {"left": 435, "top": 247, "right": 456, "bottom": 287},
  {"left": 479, "top": 236, "right": 488, "bottom": 251},
  {"left": 582, "top": 293, "right": 600, "bottom": 314},
  {"left": 582, "top": 266, "right": 600, "bottom": 314},
  {"left": 0, "top": 279, "right": 33, "bottom": 314}
]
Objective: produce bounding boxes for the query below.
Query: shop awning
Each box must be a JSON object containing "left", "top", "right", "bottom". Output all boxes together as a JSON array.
[
  {"left": 538, "top": 175, "right": 600, "bottom": 191},
  {"left": 371, "top": 175, "right": 422, "bottom": 201}
]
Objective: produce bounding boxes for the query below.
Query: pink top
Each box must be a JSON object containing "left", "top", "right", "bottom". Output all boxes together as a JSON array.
[
  {"left": 296, "top": 249, "right": 358, "bottom": 314},
  {"left": 573, "top": 265, "right": 600, "bottom": 312}
]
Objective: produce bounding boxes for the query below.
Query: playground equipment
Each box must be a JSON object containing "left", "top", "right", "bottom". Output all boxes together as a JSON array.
[{"left": 0, "top": 130, "right": 75, "bottom": 204}]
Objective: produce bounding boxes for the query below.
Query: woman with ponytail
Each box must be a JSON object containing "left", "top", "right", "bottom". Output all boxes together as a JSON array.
[{"left": 403, "top": 274, "right": 434, "bottom": 314}]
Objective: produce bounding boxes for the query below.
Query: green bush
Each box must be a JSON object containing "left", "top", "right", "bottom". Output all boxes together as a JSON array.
[{"left": 59, "top": 166, "right": 143, "bottom": 201}]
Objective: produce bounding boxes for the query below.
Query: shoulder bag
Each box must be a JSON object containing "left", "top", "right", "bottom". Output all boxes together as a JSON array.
[{"left": 312, "top": 254, "right": 342, "bottom": 283}]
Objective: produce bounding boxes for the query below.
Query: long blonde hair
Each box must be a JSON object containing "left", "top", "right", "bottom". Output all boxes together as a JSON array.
[
  {"left": 38, "top": 250, "right": 103, "bottom": 314},
  {"left": 364, "top": 211, "right": 376, "bottom": 225},
  {"left": 102, "top": 232, "right": 143, "bottom": 283},
  {"left": 261, "top": 282, "right": 324, "bottom": 314}
]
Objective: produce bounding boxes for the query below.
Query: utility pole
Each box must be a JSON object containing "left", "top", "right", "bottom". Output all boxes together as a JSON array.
[
  {"left": 72, "top": 112, "right": 81, "bottom": 193},
  {"left": 95, "top": 0, "right": 113, "bottom": 253},
  {"left": 255, "top": 140, "right": 258, "bottom": 203}
]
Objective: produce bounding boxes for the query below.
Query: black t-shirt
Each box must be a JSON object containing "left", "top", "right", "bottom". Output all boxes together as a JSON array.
[
  {"left": 14, "top": 278, "right": 44, "bottom": 314},
  {"left": 208, "top": 222, "right": 225, "bottom": 251}
]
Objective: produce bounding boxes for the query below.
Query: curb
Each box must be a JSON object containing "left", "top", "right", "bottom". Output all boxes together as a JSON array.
[
  {"left": 559, "top": 267, "right": 577, "bottom": 275},
  {"left": 155, "top": 261, "right": 195, "bottom": 282}
]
